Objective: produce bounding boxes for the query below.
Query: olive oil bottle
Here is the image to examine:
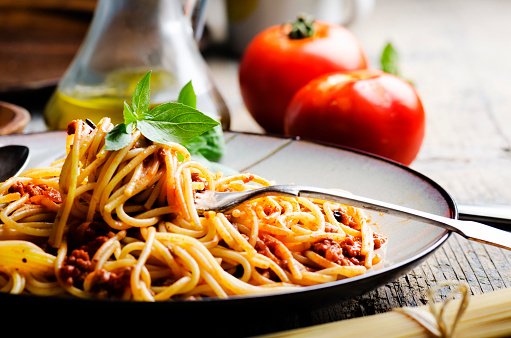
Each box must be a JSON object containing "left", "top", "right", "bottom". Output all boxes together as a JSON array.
[{"left": 43, "top": 0, "right": 230, "bottom": 131}]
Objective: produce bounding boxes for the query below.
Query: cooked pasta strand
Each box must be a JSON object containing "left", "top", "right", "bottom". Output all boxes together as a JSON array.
[{"left": 0, "top": 117, "right": 385, "bottom": 301}]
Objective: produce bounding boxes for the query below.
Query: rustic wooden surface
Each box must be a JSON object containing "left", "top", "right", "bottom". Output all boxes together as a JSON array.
[
  {"left": 6, "top": 0, "right": 511, "bottom": 335},
  {"left": 0, "top": 0, "right": 94, "bottom": 92},
  {"left": 208, "top": 0, "right": 511, "bottom": 332}
]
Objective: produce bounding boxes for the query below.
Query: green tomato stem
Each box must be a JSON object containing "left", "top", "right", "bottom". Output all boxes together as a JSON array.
[{"left": 288, "top": 15, "right": 315, "bottom": 39}]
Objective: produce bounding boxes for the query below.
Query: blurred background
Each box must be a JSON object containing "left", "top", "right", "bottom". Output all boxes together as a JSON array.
[
  {"left": 2, "top": 0, "right": 510, "bottom": 132},
  {"left": 1, "top": 0, "right": 511, "bottom": 204}
]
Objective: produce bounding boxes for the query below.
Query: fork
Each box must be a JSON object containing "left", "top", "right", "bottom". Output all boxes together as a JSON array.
[{"left": 194, "top": 184, "right": 511, "bottom": 250}]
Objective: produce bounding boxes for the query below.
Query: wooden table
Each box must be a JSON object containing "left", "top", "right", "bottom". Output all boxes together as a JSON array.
[
  {"left": 207, "top": 0, "right": 511, "bottom": 334},
  {"left": 7, "top": 0, "right": 511, "bottom": 336}
]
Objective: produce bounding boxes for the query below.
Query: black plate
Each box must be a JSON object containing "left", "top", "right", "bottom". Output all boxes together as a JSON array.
[{"left": 0, "top": 131, "right": 455, "bottom": 336}]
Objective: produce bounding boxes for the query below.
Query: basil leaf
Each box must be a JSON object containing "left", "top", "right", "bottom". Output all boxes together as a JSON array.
[
  {"left": 176, "top": 80, "right": 225, "bottom": 160},
  {"left": 103, "top": 72, "right": 224, "bottom": 159},
  {"left": 131, "top": 71, "right": 152, "bottom": 117},
  {"left": 380, "top": 42, "right": 400, "bottom": 76},
  {"left": 123, "top": 101, "right": 137, "bottom": 125},
  {"left": 177, "top": 80, "right": 197, "bottom": 109},
  {"left": 139, "top": 102, "right": 219, "bottom": 145},
  {"left": 105, "top": 123, "right": 133, "bottom": 151},
  {"left": 183, "top": 126, "right": 225, "bottom": 162}
]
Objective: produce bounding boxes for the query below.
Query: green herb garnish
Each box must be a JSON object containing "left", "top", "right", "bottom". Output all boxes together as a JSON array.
[
  {"left": 380, "top": 42, "right": 416, "bottom": 86},
  {"left": 177, "top": 80, "right": 197, "bottom": 108},
  {"left": 380, "top": 42, "right": 400, "bottom": 76},
  {"left": 105, "top": 122, "right": 133, "bottom": 150},
  {"left": 105, "top": 71, "right": 221, "bottom": 158},
  {"left": 183, "top": 126, "right": 225, "bottom": 162},
  {"left": 177, "top": 81, "right": 225, "bottom": 162}
]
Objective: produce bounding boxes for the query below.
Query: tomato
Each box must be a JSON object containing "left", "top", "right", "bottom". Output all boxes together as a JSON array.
[
  {"left": 284, "top": 69, "right": 426, "bottom": 165},
  {"left": 238, "top": 16, "right": 368, "bottom": 134}
]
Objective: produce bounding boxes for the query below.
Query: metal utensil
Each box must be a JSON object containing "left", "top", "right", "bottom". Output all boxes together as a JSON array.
[
  {"left": 195, "top": 184, "right": 511, "bottom": 250},
  {"left": 457, "top": 204, "right": 511, "bottom": 231},
  {"left": 0, "top": 145, "right": 30, "bottom": 181}
]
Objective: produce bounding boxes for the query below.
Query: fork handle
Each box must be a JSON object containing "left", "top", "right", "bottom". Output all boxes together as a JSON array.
[{"left": 288, "top": 185, "right": 511, "bottom": 250}]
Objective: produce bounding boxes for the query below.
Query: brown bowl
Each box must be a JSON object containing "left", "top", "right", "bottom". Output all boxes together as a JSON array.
[{"left": 0, "top": 101, "right": 31, "bottom": 135}]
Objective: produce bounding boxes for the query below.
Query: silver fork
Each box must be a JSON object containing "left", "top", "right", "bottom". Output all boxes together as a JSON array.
[{"left": 194, "top": 184, "right": 511, "bottom": 250}]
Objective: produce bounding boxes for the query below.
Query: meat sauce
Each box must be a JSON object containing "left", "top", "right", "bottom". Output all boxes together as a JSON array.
[
  {"left": 59, "top": 221, "right": 131, "bottom": 297},
  {"left": 90, "top": 267, "right": 133, "bottom": 298},
  {"left": 9, "top": 182, "right": 62, "bottom": 208},
  {"left": 312, "top": 233, "right": 386, "bottom": 267},
  {"left": 333, "top": 209, "right": 360, "bottom": 230},
  {"left": 256, "top": 234, "right": 286, "bottom": 268},
  {"left": 312, "top": 237, "right": 362, "bottom": 266},
  {"left": 254, "top": 207, "right": 387, "bottom": 278}
]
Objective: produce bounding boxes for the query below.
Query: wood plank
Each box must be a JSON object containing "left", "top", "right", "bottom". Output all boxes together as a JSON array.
[{"left": 3, "top": 0, "right": 510, "bottom": 335}]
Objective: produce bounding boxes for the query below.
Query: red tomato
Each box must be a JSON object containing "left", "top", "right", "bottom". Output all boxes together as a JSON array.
[
  {"left": 239, "top": 17, "right": 368, "bottom": 134},
  {"left": 284, "top": 69, "right": 426, "bottom": 165}
]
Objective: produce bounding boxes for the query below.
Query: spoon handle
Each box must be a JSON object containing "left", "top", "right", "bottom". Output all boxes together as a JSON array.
[{"left": 457, "top": 204, "right": 511, "bottom": 231}]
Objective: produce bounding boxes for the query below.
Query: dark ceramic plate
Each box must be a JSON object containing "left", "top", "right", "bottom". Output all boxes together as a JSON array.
[{"left": 0, "top": 131, "right": 455, "bottom": 336}]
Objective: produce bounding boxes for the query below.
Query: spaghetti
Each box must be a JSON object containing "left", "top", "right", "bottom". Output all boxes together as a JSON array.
[{"left": 0, "top": 118, "right": 385, "bottom": 301}]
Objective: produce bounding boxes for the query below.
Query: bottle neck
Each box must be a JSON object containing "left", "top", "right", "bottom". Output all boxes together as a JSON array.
[
  {"left": 60, "top": 0, "right": 193, "bottom": 85},
  {"left": 89, "top": 0, "right": 190, "bottom": 50},
  {"left": 95, "top": 0, "right": 185, "bottom": 23}
]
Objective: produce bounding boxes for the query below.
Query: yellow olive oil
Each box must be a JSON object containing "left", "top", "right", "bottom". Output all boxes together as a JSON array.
[
  {"left": 43, "top": 68, "right": 230, "bottom": 130},
  {"left": 44, "top": 91, "right": 126, "bottom": 130},
  {"left": 43, "top": 68, "right": 175, "bottom": 130}
]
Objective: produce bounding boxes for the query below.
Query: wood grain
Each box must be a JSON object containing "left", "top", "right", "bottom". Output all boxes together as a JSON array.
[
  {"left": 9, "top": 0, "right": 511, "bottom": 336},
  {"left": 208, "top": 0, "right": 511, "bottom": 335},
  {"left": 0, "top": 1, "right": 95, "bottom": 91}
]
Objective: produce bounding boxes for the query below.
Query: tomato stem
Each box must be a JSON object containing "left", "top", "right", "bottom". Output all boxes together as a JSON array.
[{"left": 288, "top": 15, "right": 315, "bottom": 39}]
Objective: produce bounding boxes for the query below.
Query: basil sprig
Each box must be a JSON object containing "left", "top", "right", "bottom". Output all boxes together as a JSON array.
[
  {"left": 380, "top": 42, "right": 416, "bottom": 87},
  {"left": 380, "top": 42, "right": 400, "bottom": 76},
  {"left": 105, "top": 71, "right": 220, "bottom": 153}
]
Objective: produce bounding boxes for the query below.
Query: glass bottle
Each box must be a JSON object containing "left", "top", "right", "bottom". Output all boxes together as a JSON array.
[{"left": 44, "top": 0, "right": 230, "bottom": 131}]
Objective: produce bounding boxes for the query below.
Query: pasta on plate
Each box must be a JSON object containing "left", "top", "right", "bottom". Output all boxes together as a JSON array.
[{"left": 0, "top": 118, "right": 386, "bottom": 301}]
